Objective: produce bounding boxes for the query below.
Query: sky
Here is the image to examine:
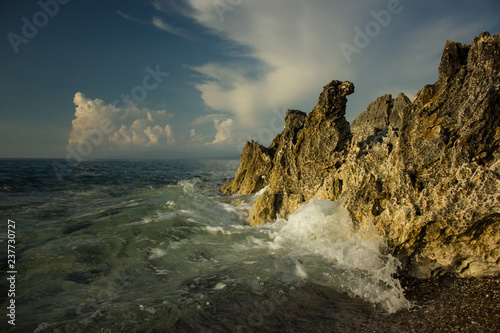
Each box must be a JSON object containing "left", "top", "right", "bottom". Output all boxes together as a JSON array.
[{"left": 0, "top": 0, "right": 499, "bottom": 159}]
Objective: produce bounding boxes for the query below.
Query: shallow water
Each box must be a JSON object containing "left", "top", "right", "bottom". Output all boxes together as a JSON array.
[{"left": 0, "top": 159, "right": 410, "bottom": 332}]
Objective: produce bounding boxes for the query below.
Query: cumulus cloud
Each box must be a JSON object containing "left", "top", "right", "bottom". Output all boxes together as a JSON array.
[
  {"left": 212, "top": 118, "right": 234, "bottom": 144},
  {"left": 69, "top": 92, "right": 118, "bottom": 147},
  {"left": 110, "top": 120, "right": 175, "bottom": 148},
  {"left": 68, "top": 92, "right": 175, "bottom": 154},
  {"left": 189, "top": 128, "right": 208, "bottom": 144},
  {"left": 190, "top": 114, "right": 236, "bottom": 145}
]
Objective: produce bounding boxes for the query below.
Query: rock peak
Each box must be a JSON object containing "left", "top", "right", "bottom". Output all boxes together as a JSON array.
[{"left": 311, "top": 80, "right": 354, "bottom": 117}]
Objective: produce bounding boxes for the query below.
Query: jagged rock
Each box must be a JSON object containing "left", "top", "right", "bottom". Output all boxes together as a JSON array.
[
  {"left": 351, "top": 93, "right": 411, "bottom": 139},
  {"left": 222, "top": 32, "right": 500, "bottom": 278},
  {"left": 220, "top": 140, "right": 273, "bottom": 195}
]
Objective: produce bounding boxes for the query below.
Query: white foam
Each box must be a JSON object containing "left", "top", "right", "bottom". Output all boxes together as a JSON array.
[
  {"left": 168, "top": 239, "right": 189, "bottom": 250},
  {"left": 268, "top": 199, "right": 410, "bottom": 313},
  {"left": 150, "top": 212, "right": 175, "bottom": 223},
  {"left": 165, "top": 200, "right": 177, "bottom": 209},
  {"left": 178, "top": 178, "right": 201, "bottom": 194},
  {"left": 149, "top": 248, "right": 168, "bottom": 260},
  {"left": 291, "top": 258, "right": 310, "bottom": 280},
  {"left": 213, "top": 282, "right": 227, "bottom": 290},
  {"left": 225, "top": 186, "right": 270, "bottom": 222}
]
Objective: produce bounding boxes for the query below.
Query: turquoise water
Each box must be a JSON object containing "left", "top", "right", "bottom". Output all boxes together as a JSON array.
[{"left": 0, "top": 159, "right": 409, "bottom": 332}]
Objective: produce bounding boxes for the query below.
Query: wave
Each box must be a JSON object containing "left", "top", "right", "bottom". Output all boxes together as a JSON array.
[{"left": 261, "top": 199, "right": 411, "bottom": 313}]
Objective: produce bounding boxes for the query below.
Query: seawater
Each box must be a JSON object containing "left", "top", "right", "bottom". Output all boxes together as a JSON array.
[{"left": 0, "top": 159, "right": 410, "bottom": 332}]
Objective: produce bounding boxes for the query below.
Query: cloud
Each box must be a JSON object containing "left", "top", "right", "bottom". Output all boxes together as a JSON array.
[
  {"left": 152, "top": 0, "right": 192, "bottom": 16},
  {"left": 110, "top": 120, "right": 175, "bottom": 149},
  {"left": 189, "top": 128, "right": 208, "bottom": 144},
  {"left": 179, "top": 0, "right": 371, "bottom": 140},
  {"left": 172, "top": 0, "right": 362, "bottom": 149},
  {"left": 190, "top": 114, "right": 236, "bottom": 145},
  {"left": 179, "top": 0, "right": 496, "bottom": 127},
  {"left": 152, "top": 16, "right": 194, "bottom": 40},
  {"left": 212, "top": 118, "right": 234, "bottom": 144},
  {"left": 68, "top": 92, "right": 175, "bottom": 155},
  {"left": 191, "top": 113, "right": 225, "bottom": 126},
  {"left": 116, "top": 11, "right": 148, "bottom": 25},
  {"left": 117, "top": 8, "right": 194, "bottom": 40}
]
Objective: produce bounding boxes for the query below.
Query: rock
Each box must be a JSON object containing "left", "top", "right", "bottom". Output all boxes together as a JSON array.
[
  {"left": 222, "top": 32, "right": 500, "bottom": 278},
  {"left": 220, "top": 140, "right": 274, "bottom": 195},
  {"left": 351, "top": 93, "right": 411, "bottom": 140}
]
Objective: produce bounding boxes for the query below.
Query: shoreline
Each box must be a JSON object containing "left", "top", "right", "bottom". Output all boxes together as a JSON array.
[
  {"left": 170, "top": 274, "right": 500, "bottom": 332},
  {"left": 384, "top": 274, "right": 500, "bottom": 332},
  {"left": 10, "top": 272, "right": 498, "bottom": 331}
]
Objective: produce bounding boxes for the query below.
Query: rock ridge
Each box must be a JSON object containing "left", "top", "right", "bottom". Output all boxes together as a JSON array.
[{"left": 221, "top": 32, "right": 500, "bottom": 278}]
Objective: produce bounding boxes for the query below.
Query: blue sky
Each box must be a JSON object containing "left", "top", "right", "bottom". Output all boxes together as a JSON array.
[{"left": 1, "top": 0, "right": 499, "bottom": 159}]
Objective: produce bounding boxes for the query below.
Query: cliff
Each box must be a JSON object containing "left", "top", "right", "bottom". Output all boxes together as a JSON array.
[{"left": 221, "top": 32, "right": 500, "bottom": 278}]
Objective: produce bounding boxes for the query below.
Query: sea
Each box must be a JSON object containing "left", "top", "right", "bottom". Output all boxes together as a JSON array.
[{"left": 0, "top": 158, "right": 411, "bottom": 332}]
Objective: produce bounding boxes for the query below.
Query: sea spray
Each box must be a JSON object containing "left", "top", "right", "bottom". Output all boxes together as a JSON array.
[{"left": 264, "top": 199, "right": 411, "bottom": 313}]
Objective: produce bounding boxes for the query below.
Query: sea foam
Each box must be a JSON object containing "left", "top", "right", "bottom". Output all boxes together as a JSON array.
[{"left": 268, "top": 199, "right": 410, "bottom": 313}]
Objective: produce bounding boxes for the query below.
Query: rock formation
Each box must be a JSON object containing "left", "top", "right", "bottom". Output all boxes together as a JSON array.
[{"left": 221, "top": 32, "right": 500, "bottom": 278}]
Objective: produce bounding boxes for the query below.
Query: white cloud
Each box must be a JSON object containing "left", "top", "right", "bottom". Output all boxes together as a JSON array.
[
  {"left": 147, "top": 112, "right": 154, "bottom": 122},
  {"left": 211, "top": 118, "right": 234, "bottom": 144},
  {"left": 151, "top": 0, "right": 497, "bottom": 152},
  {"left": 117, "top": 11, "right": 147, "bottom": 25},
  {"left": 191, "top": 114, "right": 236, "bottom": 145},
  {"left": 110, "top": 121, "right": 175, "bottom": 149},
  {"left": 117, "top": 8, "right": 194, "bottom": 40},
  {"left": 152, "top": 17, "right": 194, "bottom": 40},
  {"left": 189, "top": 128, "right": 207, "bottom": 144},
  {"left": 69, "top": 92, "right": 119, "bottom": 147},
  {"left": 194, "top": 1, "right": 496, "bottom": 121},
  {"left": 192, "top": 113, "right": 225, "bottom": 126},
  {"left": 152, "top": 0, "right": 191, "bottom": 16},
  {"left": 185, "top": 0, "right": 355, "bottom": 130},
  {"left": 69, "top": 92, "right": 175, "bottom": 154}
]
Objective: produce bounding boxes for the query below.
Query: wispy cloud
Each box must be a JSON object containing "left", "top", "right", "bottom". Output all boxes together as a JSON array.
[
  {"left": 117, "top": 9, "right": 194, "bottom": 40},
  {"left": 152, "top": 0, "right": 192, "bottom": 16},
  {"left": 182, "top": 0, "right": 355, "bottom": 133},
  {"left": 149, "top": 0, "right": 498, "bottom": 149},
  {"left": 192, "top": 113, "right": 225, "bottom": 126},
  {"left": 151, "top": 16, "right": 195, "bottom": 40},
  {"left": 184, "top": 0, "right": 495, "bottom": 123},
  {"left": 116, "top": 10, "right": 148, "bottom": 25}
]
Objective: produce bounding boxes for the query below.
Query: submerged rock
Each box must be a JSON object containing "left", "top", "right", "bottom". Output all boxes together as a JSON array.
[{"left": 222, "top": 32, "right": 500, "bottom": 278}]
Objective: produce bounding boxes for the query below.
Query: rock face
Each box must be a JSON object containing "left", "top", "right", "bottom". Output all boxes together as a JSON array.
[{"left": 221, "top": 32, "right": 500, "bottom": 278}]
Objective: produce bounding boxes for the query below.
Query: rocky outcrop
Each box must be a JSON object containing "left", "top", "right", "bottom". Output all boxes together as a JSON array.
[
  {"left": 222, "top": 80, "right": 353, "bottom": 223},
  {"left": 222, "top": 32, "right": 500, "bottom": 278},
  {"left": 351, "top": 93, "right": 411, "bottom": 138}
]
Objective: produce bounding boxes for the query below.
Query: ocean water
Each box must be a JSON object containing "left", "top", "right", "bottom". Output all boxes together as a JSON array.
[{"left": 0, "top": 159, "right": 410, "bottom": 332}]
